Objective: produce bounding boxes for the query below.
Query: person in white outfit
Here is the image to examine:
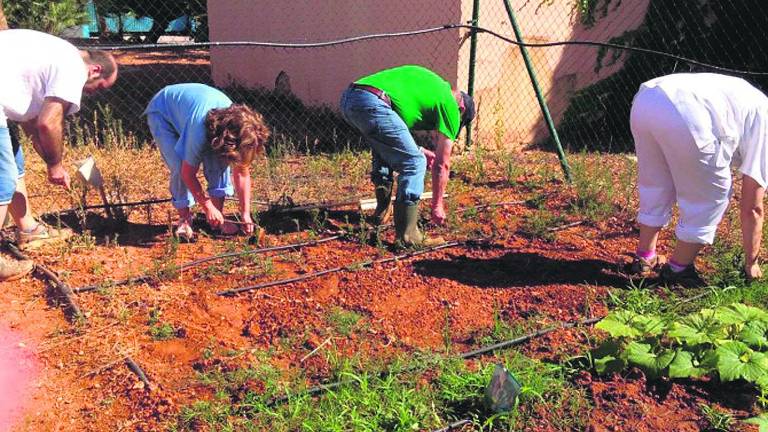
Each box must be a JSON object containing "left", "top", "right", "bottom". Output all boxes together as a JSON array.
[
  {"left": 629, "top": 73, "right": 768, "bottom": 283},
  {"left": 0, "top": 29, "right": 118, "bottom": 280}
]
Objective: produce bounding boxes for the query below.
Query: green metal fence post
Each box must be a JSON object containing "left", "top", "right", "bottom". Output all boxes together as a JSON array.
[
  {"left": 465, "top": 0, "right": 480, "bottom": 149},
  {"left": 501, "top": 0, "right": 572, "bottom": 182}
]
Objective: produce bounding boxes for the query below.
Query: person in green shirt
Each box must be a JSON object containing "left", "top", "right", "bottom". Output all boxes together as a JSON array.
[{"left": 340, "top": 65, "right": 475, "bottom": 246}]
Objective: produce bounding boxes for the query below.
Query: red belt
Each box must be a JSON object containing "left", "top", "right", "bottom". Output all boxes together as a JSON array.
[{"left": 351, "top": 83, "right": 392, "bottom": 107}]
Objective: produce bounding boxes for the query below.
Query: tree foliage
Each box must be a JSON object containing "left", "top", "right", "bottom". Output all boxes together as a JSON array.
[
  {"left": 552, "top": 0, "right": 768, "bottom": 152},
  {"left": 3, "top": 0, "right": 89, "bottom": 34}
]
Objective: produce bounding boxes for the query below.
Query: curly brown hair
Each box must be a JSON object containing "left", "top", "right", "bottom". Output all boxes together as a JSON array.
[{"left": 206, "top": 104, "right": 271, "bottom": 167}]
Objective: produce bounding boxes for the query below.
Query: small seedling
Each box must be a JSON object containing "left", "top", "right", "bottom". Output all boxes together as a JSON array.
[
  {"left": 699, "top": 404, "right": 734, "bottom": 432},
  {"left": 327, "top": 307, "right": 363, "bottom": 337},
  {"left": 150, "top": 322, "right": 176, "bottom": 341}
]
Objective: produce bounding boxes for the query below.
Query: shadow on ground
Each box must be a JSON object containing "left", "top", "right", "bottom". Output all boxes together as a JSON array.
[
  {"left": 41, "top": 212, "right": 169, "bottom": 248},
  {"left": 413, "top": 251, "right": 628, "bottom": 288}
]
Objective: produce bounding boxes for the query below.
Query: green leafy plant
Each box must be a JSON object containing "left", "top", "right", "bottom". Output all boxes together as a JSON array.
[
  {"left": 591, "top": 303, "right": 768, "bottom": 392},
  {"left": 150, "top": 322, "right": 176, "bottom": 341},
  {"left": 745, "top": 413, "right": 768, "bottom": 432}
]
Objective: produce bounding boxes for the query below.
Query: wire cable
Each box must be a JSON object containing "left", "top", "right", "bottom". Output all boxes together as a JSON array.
[{"left": 82, "top": 23, "right": 768, "bottom": 76}]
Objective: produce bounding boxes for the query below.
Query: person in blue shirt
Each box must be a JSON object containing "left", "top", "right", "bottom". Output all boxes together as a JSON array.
[{"left": 144, "top": 83, "right": 270, "bottom": 240}]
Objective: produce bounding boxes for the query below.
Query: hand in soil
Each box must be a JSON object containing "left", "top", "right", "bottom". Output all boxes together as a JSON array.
[
  {"left": 202, "top": 200, "right": 225, "bottom": 228},
  {"left": 745, "top": 262, "right": 762, "bottom": 281},
  {"left": 431, "top": 204, "right": 446, "bottom": 226},
  {"left": 46, "top": 163, "right": 71, "bottom": 190},
  {"left": 240, "top": 213, "right": 255, "bottom": 235}
]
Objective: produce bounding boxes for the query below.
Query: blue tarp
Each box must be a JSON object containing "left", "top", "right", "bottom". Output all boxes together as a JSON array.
[{"left": 82, "top": 1, "right": 193, "bottom": 36}]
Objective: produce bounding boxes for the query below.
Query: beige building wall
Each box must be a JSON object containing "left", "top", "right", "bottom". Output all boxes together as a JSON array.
[
  {"left": 208, "top": 0, "right": 649, "bottom": 149},
  {"left": 457, "top": 1, "right": 650, "bottom": 148},
  {"left": 208, "top": 0, "right": 464, "bottom": 107}
]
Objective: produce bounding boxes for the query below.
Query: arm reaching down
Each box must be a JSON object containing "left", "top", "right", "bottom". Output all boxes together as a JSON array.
[
  {"left": 741, "top": 174, "right": 765, "bottom": 280},
  {"left": 232, "top": 165, "right": 254, "bottom": 234},
  {"left": 430, "top": 131, "right": 453, "bottom": 225},
  {"left": 181, "top": 161, "right": 224, "bottom": 228},
  {"left": 26, "top": 97, "right": 70, "bottom": 189}
]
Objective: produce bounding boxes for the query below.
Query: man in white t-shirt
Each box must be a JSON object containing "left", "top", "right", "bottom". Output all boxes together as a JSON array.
[
  {"left": 627, "top": 73, "right": 768, "bottom": 285},
  {"left": 0, "top": 29, "right": 118, "bottom": 280}
]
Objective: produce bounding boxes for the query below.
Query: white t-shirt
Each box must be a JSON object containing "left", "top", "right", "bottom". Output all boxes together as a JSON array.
[
  {"left": 640, "top": 73, "right": 768, "bottom": 188},
  {"left": 0, "top": 29, "right": 86, "bottom": 124}
]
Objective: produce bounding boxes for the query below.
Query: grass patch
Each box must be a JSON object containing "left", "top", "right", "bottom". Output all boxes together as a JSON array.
[
  {"left": 567, "top": 153, "right": 617, "bottom": 222},
  {"left": 172, "top": 348, "right": 588, "bottom": 431},
  {"left": 520, "top": 211, "right": 566, "bottom": 242}
]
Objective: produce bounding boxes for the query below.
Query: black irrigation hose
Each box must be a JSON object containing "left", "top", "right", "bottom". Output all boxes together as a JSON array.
[
  {"left": 41, "top": 197, "right": 174, "bottom": 220},
  {"left": 72, "top": 197, "right": 525, "bottom": 294},
  {"left": 5, "top": 242, "right": 86, "bottom": 322},
  {"left": 125, "top": 355, "right": 152, "bottom": 389},
  {"left": 267, "top": 285, "right": 732, "bottom": 410},
  {"left": 459, "top": 317, "right": 603, "bottom": 359},
  {"left": 268, "top": 314, "right": 602, "bottom": 408},
  {"left": 217, "top": 239, "right": 468, "bottom": 296},
  {"left": 85, "top": 24, "right": 768, "bottom": 76},
  {"left": 432, "top": 419, "right": 473, "bottom": 432},
  {"left": 73, "top": 233, "right": 345, "bottom": 293},
  {"left": 269, "top": 197, "right": 363, "bottom": 214}
]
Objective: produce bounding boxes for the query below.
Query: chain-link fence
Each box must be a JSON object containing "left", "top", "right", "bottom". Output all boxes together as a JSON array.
[{"left": 3, "top": 0, "right": 768, "bottom": 212}]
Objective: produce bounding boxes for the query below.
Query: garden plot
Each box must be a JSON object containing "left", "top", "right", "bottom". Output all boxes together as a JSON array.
[{"left": 1, "top": 143, "right": 766, "bottom": 431}]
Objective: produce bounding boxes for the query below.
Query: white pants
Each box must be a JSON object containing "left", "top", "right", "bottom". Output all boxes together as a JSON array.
[{"left": 631, "top": 86, "right": 733, "bottom": 245}]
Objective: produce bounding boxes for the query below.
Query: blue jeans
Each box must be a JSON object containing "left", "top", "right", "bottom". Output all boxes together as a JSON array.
[
  {"left": 0, "top": 119, "right": 26, "bottom": 205},
  {"left": 340, "top": 86, "right": 426, "bottom": 205},
  {"left": 147, "top": 113, "right": 233, "bottom": 209}
]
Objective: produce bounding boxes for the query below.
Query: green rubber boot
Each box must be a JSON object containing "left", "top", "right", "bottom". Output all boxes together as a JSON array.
[
  {"left": 394, "top": 202, "right": 444, "bottom": 247},
  {"left": 372, "top": 182, "right": 393, "bottom": 225}
]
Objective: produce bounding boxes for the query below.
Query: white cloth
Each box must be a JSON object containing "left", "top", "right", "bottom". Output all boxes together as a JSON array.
[
  {"left": 0, "top": 29, "right": 86, "bottom": 124},
  {"left": 632, "top": 73, "right": 768, "bottom": 244},
  {"left": 640, "top": 73, "right": 768, "bottom": 188}
]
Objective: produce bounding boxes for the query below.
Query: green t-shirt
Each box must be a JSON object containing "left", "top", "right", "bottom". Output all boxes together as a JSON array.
[{"left": 356, "top": 65, "right": 461, "bottom": 140}]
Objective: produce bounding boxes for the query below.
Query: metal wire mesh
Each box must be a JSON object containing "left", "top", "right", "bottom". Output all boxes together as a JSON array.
[{"left": 3, "top": 0, "right": 768, "bottom": 213}]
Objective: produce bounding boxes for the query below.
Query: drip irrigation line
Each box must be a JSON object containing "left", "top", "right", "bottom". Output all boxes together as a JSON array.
[
  {"left": 85, "top": 24, "right": 768, "bottom": 76},
  {"left": 268, "top": 314, "right": 601, "bottom": 408},
  {"left": 267, "top": 287, "right": 722, "bottom": 408},
  {"left": 432, "top": 419, "right": 473, "bottom": 432},
  {"left": 546, "top": 220, "right": 585, "bottom": 232},
  {"left": 5, "top": 242, "right": 85, "bottom": 321},
  {"left": 269, "top": 197, "right": 363, "bottom": 214},
  {"left": 72, "top": 197, "right": 522, "bottom": 294},
  {"left": 125, "top": 355, "right": 152, "bottom": 389},
  {"left": 459, "top": 316, "right": 603, "bottom": 359},
  {"left": 217, "top": 239, "right": 469, "bottom": 296},
  {"left": 73, "top": 233, "right": 345, "bottom": 293},
  {"left": 43, "top": 197, "right": 173, "bottom": 217}
]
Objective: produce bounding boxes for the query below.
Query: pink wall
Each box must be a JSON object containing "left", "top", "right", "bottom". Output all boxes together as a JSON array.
[
  {"left": 208, "top": 0, "right": 649, "bottom": 149},
  {"left": 458, "top": 0, "right": 650, "bottom": 147},
  {"left": 208, "top": 0, "right": 464, "bottom": 107}
]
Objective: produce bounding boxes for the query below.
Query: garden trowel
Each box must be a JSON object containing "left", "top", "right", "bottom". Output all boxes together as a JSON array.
[{"left": 75, "top": 156, "right": 114, "bottom": 221}]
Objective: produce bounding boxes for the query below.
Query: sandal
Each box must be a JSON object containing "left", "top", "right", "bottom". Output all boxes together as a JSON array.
[{"left": 624, "top": 253, "right": 666, "bottom": 277}]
